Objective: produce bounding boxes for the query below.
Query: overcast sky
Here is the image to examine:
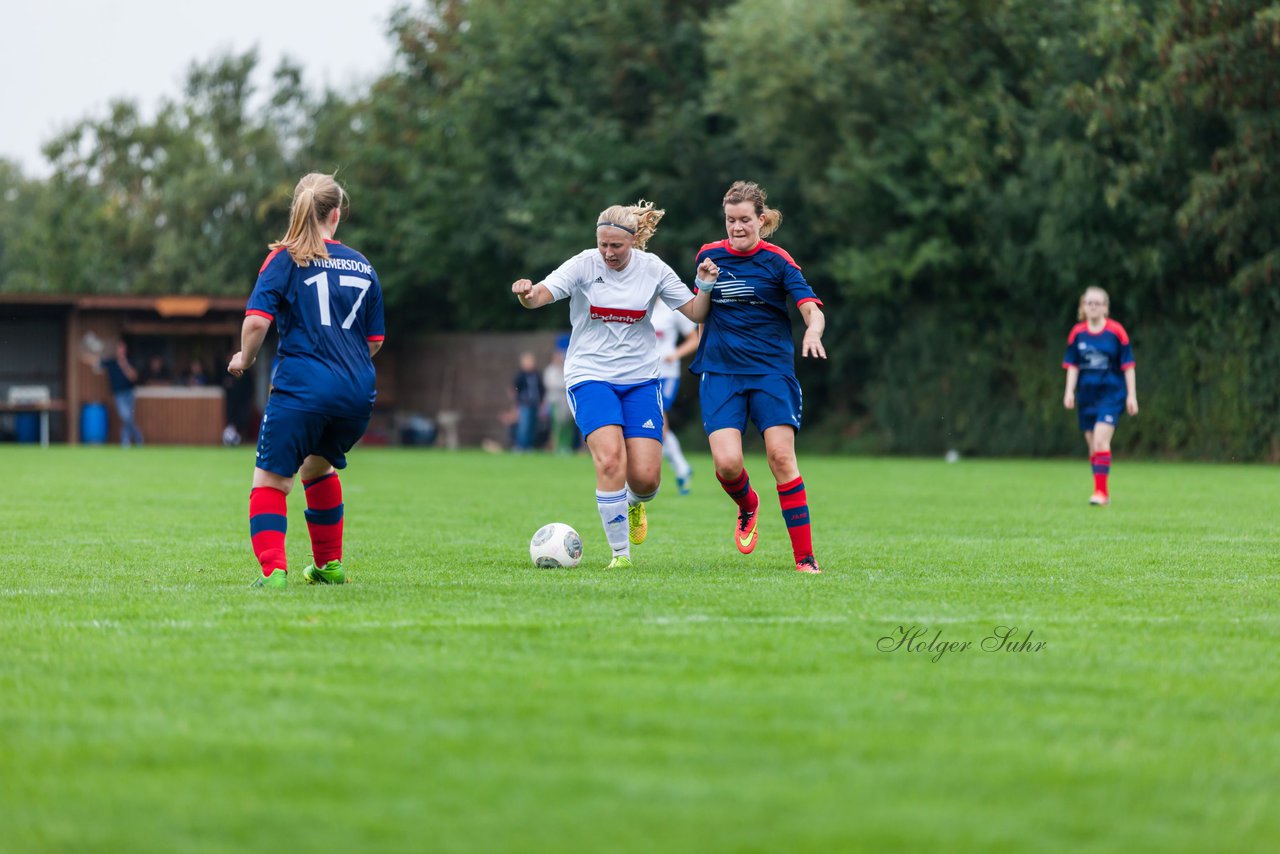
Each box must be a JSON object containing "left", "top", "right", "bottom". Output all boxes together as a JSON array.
[{"left": 2, "top": 0, "right": 404, "bottom": 176}]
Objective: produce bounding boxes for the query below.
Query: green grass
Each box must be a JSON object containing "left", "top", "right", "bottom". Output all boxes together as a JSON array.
[{"left": 1, "top": 447, "right": 1277, "bottom": 852}]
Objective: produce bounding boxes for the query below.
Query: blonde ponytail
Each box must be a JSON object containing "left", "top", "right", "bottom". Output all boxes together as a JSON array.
[
  {"left": 270, "top": 173, "right": 346, "bottom": 265},
  {"left": 596, "top": 200, "right": 666, "bottom": 250}
]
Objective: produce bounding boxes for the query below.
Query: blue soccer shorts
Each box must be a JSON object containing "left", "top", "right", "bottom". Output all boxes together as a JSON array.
[
  {"left": 700, "top": 371, "right": 803, "bottom": 436},
  {"left": 659, "top": 376, "right": 681, "bottom": 412},
  {"left": 567, "top": 379, "right": 664, "bottom": 442},
  {"left": 255, "top": 399, "right": 370, "bottom": 477}
]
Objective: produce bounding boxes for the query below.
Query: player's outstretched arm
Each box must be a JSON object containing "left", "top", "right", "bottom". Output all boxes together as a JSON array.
[
  {"left": 799, "top": 301, "right": 827, "bottom": 359},
  {"left": 679, "top": 258, "right": 718, "bottom": 323},
  {"left": 513, "top": 279, "right": 554, "bottom": 310}
]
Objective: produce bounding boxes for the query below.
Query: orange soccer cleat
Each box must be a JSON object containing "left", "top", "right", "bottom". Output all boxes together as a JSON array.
[
  {"left": 795, "top": 556, "right": 822, "bottom": 574},
  {"left": 735, "top": 505, "right": 759, "bottom": 554}
]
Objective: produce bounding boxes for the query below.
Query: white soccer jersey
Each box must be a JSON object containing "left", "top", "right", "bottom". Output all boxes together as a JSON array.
[
  {"left": 542, "top": 248, "right": 694, "bottom": 388},
  {"left": 651, "top": 299, "right": 698, "bottom": 379}
]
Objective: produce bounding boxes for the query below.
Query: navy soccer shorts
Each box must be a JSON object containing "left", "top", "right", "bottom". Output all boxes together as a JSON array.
[
  {"left": 700, "top": 371, "right": 803, "bottom": 436},
  {"left": 255, "top": 399, "right": 370, "bottom": 477},
  {"left": 1076, "top": 392, "right": 1125, "bottom": 433}
]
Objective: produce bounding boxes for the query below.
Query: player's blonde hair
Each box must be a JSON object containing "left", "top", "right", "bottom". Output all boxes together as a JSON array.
[
  {"left": 723, "top": 181, "right": 783, "bottom": 238},
  {"left": 270, "top": 173, "right": 347, "bottom": 265},
  {"left": 596, "top": 200, "right": 665, "bottom": 250},
  {"left": 1077, "top": 286, "right": 1110, "bottom": 321}
]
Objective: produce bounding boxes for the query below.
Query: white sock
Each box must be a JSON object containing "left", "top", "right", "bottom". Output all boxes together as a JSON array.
[
  {"left": 663, "top": 432, "right": 692, "bottom": 479},
  {"left": 596, "top": 488, "right": 630, "bottom": 557},
  {"left": 626, "top": 484, "right": 658, "bottom": 507}
]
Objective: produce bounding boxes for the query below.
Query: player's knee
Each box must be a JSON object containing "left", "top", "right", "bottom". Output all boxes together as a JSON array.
[
  {"left": 712, "top": 458, "right": 742, "bottom": 481},
  {"left": 595, "top": 452, "right": 625, "bottom": 480},
  {"left": 629, "top": 473, "right": 660, "bottom": 496},
  {"left": 766, "top": 448, "right": 798, "bottom": 480}
]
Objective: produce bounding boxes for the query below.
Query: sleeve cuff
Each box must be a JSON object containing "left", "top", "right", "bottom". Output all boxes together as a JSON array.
[{"left": 246, "top": 309, "right": 274, "bottom": 321}]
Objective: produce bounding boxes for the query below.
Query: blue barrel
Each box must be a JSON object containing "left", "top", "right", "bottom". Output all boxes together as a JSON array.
[
  {"left": 15, "top": 412, "right": 40, "bottom": 443},
  {"left": 81, "top": 403, "right": 109, "bottom": 445}
]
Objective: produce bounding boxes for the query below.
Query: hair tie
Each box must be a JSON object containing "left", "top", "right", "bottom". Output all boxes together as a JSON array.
[{"left": 596, "top": 221, "right": 636, "bottom": 234}]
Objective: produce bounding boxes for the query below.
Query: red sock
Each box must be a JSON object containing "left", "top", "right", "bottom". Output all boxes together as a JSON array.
[
  {"left": 303, "top": 472, "right": 344, "bottom": 565},
  {"left": 249, "top": 487, "right": 288, "bottom": 576},
  {"left": 716, "top": 468, "right": 759, "bottom": 512},
  {"left": 777, "top": 476, "right": 814, "bottom": 562},
  {"left": 1092, "top": 452, "right": 1112, "bottom": 495}
]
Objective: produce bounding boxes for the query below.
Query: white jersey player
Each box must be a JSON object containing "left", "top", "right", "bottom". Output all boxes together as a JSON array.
[
  {"left": 650, "top": 300, "right": 700, "bottom": 494},
  {"left": 513, "top": 200, "right": 714, "bottom": 569}
]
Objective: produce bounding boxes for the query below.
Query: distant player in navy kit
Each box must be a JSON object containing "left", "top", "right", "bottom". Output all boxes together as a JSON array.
[
  {"left": 1062, "top": 286, "right": 1138, "bottom": 506},
  {"left": 512, "top": 201, "right": 709, "bottom": 569},
  {"left": 229, "top": 173, "right": 385, "bottom": 588},
  {"left": 683, "top": 181, "right": 827, "bottom": 574}
]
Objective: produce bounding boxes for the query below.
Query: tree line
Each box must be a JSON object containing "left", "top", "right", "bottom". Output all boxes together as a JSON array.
[{"left": 1, "top": 0, "right": 1276, "bottom": 458}]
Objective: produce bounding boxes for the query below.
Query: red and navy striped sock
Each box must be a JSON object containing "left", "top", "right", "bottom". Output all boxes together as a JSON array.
[
  {"left": 1092, "top": 452, "right": 1112, "bottom": 495},
  {"left": 716, "top": 468, "right": 759, "bottom": 513},
  {"left": 303, "top": 472, "right": 344, "bottom": 566},
  {"left": 249, "top": 486, "right": 288, "bottom": 576},
  {"left": 777, "top": 476, "right": 814, "bottom": 562}
]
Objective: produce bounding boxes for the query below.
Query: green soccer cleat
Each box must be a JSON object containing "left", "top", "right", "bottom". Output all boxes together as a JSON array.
[
  {"left": 302, "top": 559, "right": 347, "bottom": 585},
  {"left": 252, "top": 568, "right": 288, "bottom": 589},
  {"left": 628, "top": 502, "right": 648, "bottom": 545},
  {"left": 606, "top": 555, "right": 634, "bottom": 570}
]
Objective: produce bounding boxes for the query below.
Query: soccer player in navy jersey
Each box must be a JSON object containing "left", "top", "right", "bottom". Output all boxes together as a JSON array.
[
  {"left": 1063, "top": 286, "right": 1138, "bottom": 506},
  {"left": 228, "top": 173, "right": 385, "bottom": 588},
  {"left": 512, "top": 201, "right": 711, "bottom": 569},
  {"left": 681, "top": 181, "right": 827, "bottom": 574}
]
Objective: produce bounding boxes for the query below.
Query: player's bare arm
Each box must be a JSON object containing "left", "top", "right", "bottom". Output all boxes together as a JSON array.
[
  {"left": 1124, "top": 366, "right": 1138, "bottom": 415},
  {"left": 228, "top": 314, "right": 272, "bottom": 377},
  {"left": 1064, "top": 366, "right": 1079, "bottom": 409},
  {"left": 680, "top": 258, "right": 718, "bottom": 323},
  {"left": 798, "top": 301, "right": 827, "bottom": 360},
  {"left": 513, "top": 278, "right": 554, "bottom": 309},
  {"left": 667, "top": 325, "right": 701, "bottom": 362}
]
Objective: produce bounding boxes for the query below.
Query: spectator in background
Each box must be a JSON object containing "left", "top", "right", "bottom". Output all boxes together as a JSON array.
[
  {"left": 143, "top": 354, "right": 174, "bottom": 386},
  {"left": 84, "top": 340, "right": 144, "bottom": 447},
  {"left": 221, "top": 351, "right": 254, "bottom": 446},
  {"left": 186, "top": 359, "right": 210, "bottom": 387},
  {"left": 512, "top": 351, "right": 544, "bottom": 453},
  {"left": 542, "top": 344, "right": 573, "bottom": 454}
]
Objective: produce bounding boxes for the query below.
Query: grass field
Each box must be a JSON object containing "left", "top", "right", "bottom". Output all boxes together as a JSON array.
[{"left": 1, "top": 446, "right": 1277, "bottom": 852}]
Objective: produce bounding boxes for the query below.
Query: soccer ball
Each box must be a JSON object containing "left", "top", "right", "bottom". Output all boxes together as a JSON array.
[{"left": 529, "top": 522, "right": 583, "bottom": 568}]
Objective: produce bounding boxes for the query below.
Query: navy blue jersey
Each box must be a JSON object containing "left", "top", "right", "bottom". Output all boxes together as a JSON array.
[
  {"left": 690, "top": 239, "right": 822, "bottom": 376},
  {"left": 1063, "top": 319, "right": 1134, "bottom": 399},
  {"left": 246, "top": 240, "right": 385, "bottom": 417},
  {"left": 99, "top": 357, "right": 136, "bottom": 393}
]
